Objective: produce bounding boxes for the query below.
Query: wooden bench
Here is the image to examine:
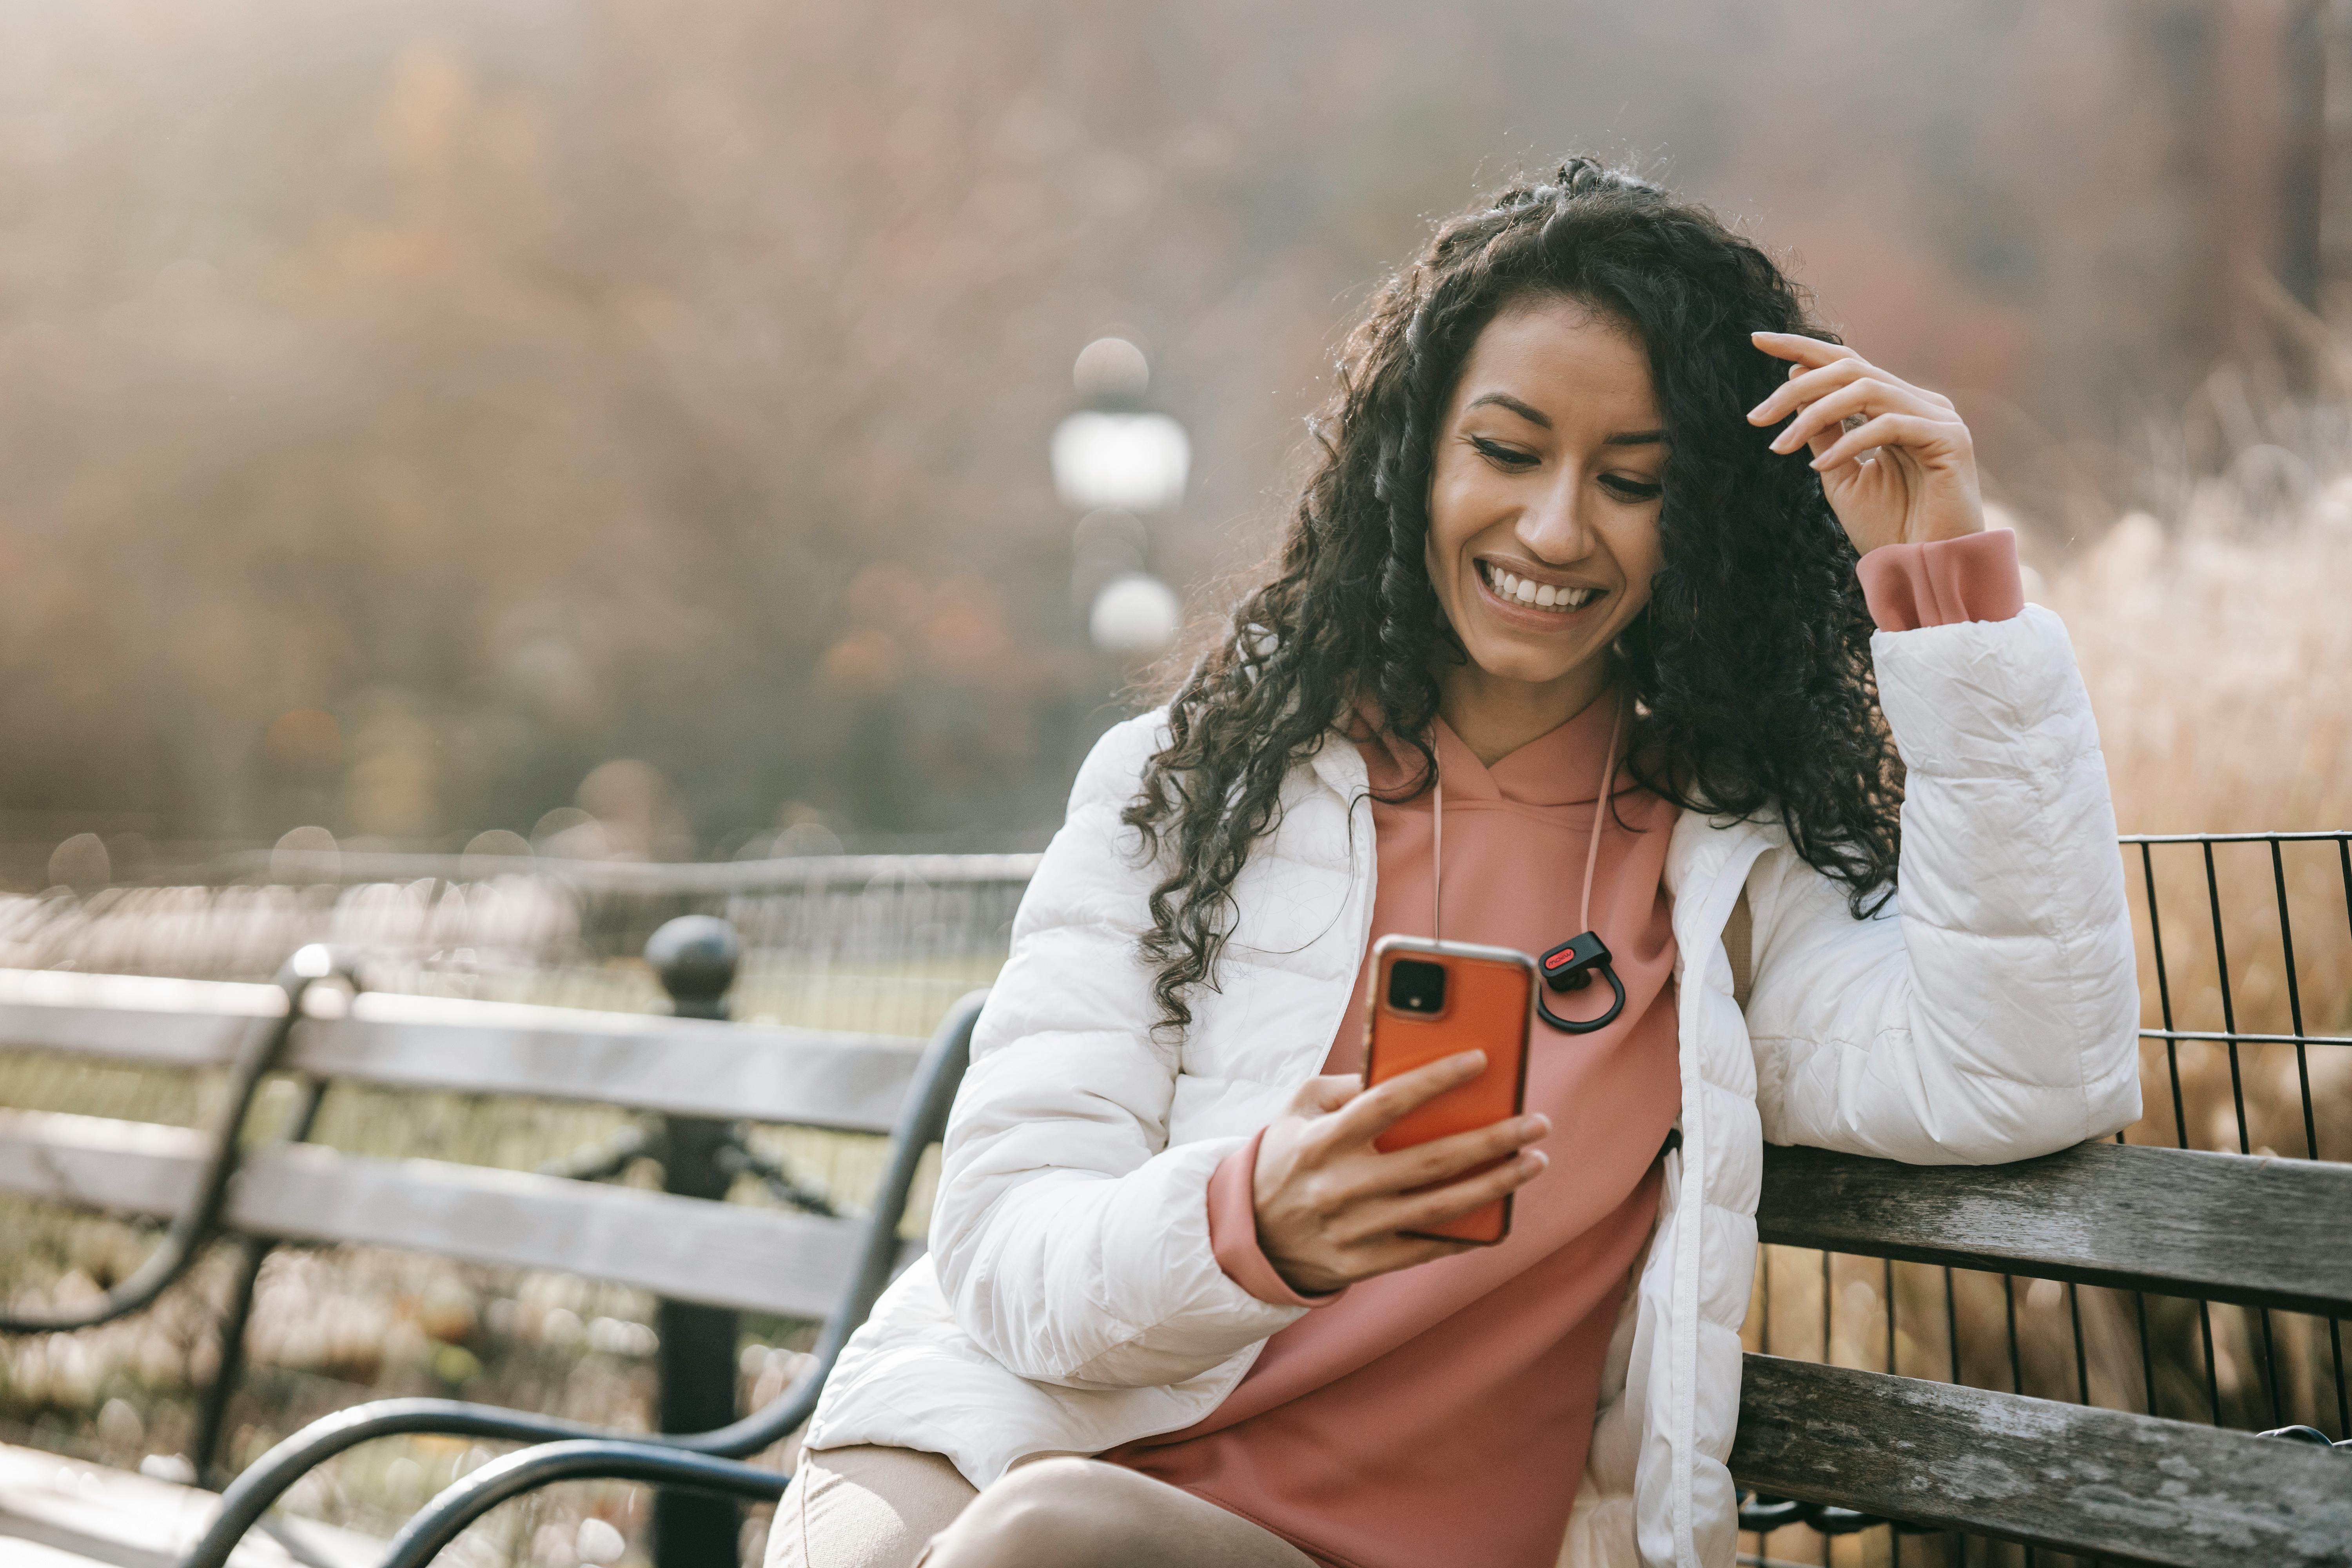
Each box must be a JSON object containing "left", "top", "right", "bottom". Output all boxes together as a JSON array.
[
  {"left": 0, "top": 931, "right": 979, "bottom": 1568},
  {"left": 1738, "top": 1142, "right": 2352, "bottom": 1565},
  {"left": 2, "top": 953, "right": 2349, "bottom": 1566}
]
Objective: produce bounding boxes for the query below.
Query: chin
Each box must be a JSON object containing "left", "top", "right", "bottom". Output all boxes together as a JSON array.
[{"left": 1462, "top": 641, "right": 1590, "bottom": 687}]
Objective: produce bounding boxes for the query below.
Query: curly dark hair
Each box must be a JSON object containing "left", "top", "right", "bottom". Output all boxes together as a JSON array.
[{"left": 1123, "top": 157, "right": 1901, "bottom": 1035}]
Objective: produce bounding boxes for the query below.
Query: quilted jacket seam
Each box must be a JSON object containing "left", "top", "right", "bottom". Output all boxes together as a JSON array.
[
  {"left": 1894, "top": 737, "right": 2096, "bottom": 786},
  {"left": 1750, "top": 1026, "right": 2094, "bottom": 1093}
]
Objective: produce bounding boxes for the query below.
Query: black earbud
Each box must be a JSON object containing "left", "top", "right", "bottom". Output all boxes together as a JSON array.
[{"left": 1536, "top": 930, "right": 1625, "bottom": 1034}]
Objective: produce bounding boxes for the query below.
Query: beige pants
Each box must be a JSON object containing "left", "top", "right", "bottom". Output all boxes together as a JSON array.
[{"left": 767, "top": 1445, "right": 1320, "bottom": 1568}]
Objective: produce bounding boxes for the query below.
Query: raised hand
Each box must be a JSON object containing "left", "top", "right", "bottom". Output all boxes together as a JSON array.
[
  {"left": 1746, "top": 331, "right": 1984, "bottom": 556},
  {"left": 1250, "top": 1053, "right": 1550, "bottom": 1296}
]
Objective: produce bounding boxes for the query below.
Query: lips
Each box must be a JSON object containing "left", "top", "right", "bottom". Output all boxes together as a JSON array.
[{"left": 1477, "top": 559, "right": 1605, "bottom": 613}]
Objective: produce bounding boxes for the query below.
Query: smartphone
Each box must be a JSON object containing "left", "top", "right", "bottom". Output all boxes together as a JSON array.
[{"left": 1360, "top": 934, "right": 1537, "bottom": 1245}]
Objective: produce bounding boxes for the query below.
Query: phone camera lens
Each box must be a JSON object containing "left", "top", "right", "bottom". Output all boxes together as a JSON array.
[{"left": 1388, "top": 958, "right": 1446, "bottom": 1014}]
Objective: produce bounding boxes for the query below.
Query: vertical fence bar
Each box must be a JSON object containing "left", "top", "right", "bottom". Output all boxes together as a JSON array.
[
  {"left": 2336, "top": 837, "right": 2352, "bottom": 1435},
  {"left": 2003, "top": 1276, "right": 2023, "bottom": 1396},
  {"left": 2068, "top": 1284, "right": 2089, "bottom": 1408},
  {"left": 1885, "top": 1256, "right": 1901, "bottom": 1568},
  {"left": 1820, "top": 1250, "right": 1831, "bottom": 1568},
  {"left": 2269, "top": 839, "right": 2318, "bottom": 1162},
  {"left": 1944, "top": 1269, "right": 1961, "bottom": 1385},
  {"left": 2198, "top": 1299, "right": 2223, "bottom": 1425},
  {"left": 2201, "top": 842, "right": 2249, "bottom": 1154},
  {"left": 2133, "top": 1291, "right": 2156, "bottom": 1419},
  {"left": 2139, "top": 844, "right": 2188, "bottom": 1148}
]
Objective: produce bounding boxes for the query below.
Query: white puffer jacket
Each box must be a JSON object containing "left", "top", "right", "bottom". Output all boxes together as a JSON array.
[{"left": 807, "top": 604, "right": 2143, "bottom": 1568}]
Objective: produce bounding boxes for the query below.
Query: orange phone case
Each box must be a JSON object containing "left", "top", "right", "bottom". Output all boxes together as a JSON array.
[{"left": 1361, "top": 935, "right": 1535, "bottom": 1245}]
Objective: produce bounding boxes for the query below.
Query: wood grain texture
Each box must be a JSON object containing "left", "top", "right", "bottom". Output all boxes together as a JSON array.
[
  {"left": 1732, "top": 1354, "right": 2352, "bottom": 1567},
  {"left": 0, "top": 968, "right": 922, "bottom": 1131},
  {"left": 0, "top": 1110, "right": 899, "bottom": 1318},
  {"left": 1757, "top": 1140, "right": 2352, "bottom": 1316}
]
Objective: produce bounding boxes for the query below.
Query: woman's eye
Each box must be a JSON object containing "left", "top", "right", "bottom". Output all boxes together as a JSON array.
[
  {"left": 1469, "top": 436, "right": 1538, "bottom": 469},
  {"left": 1600, "top": 474, "right": 1664, "bottom": 501}
]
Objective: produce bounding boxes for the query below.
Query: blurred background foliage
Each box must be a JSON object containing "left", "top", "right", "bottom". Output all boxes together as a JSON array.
[{"left": 0, "top": 0, "right": 2337, "bottom": 871}]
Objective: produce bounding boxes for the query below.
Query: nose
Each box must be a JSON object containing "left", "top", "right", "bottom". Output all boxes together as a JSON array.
[{"left": 1513, "top": 465, "right": 1597, "bottom": 566}]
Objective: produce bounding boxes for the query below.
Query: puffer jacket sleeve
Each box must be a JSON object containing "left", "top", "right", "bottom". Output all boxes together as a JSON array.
[
  {"left": 1742, "top": 604, "right": 2143, "bottom": 1163},
  {"left": 926, "top": 712, "right": 1310, "bottom": 1387}
]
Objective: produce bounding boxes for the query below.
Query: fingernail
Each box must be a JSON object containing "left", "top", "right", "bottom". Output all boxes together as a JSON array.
[
  {"left": 1524, "top": 1149, "right": 1548, "bottom": 1171},
  {"left": 1454, "top": 1049, "right": 1487, "bottom": 1071},
  {"left": 1808, "top": 455, "right": 1829, "bottom": 470},
  {"left": 1768, "top": 433, "right": 1793, "bottom": 453},
  {"left": 1745, "top": 402, "right": 1769, "bottom": 421},
  {"left": 1524, "top": 1115, "right": 1552, "bottom": 1138}
]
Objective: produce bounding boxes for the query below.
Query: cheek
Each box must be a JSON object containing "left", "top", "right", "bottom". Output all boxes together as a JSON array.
[
  {"left": 1422, "top": 459, "right": 1492, "bottom": 594},
  {"left": 1423, "top": 458, "right": 1481, "bottom": 552},
  {"left": 1607, "top": 510, "right": 1666, "bottom": 608}
]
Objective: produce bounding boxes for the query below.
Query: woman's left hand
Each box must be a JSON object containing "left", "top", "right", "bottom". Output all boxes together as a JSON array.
[{"left": 1746, "top": 331, "right": 1984, "bottom": 555}]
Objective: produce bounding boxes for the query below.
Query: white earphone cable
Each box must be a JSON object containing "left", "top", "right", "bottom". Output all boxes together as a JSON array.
[{"left": 1429, "top": 689, "right": 1621, "bottom": 945}]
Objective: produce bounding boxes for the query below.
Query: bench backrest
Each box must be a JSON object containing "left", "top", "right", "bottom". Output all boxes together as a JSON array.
[
  {"left": 0, "top": 968, "right": 931, "bottom": 1319},
  {"left": 9, "top": 962, "right": 2351, "bottom": 1330}
]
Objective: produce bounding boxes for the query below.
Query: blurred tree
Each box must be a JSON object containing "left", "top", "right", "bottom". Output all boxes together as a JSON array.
[{"left": 0, "top": 0, "right": 2316, "bottom": 860}]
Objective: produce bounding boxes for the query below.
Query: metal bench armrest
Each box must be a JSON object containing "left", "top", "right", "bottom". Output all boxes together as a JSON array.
[{"left": 380, "top": 1441, "right": 789, "bottom": 1568}]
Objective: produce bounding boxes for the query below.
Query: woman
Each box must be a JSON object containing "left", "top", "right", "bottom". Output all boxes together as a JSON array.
[{"left": 779, "top": 159, "right": 2141, "bottom": 1568}]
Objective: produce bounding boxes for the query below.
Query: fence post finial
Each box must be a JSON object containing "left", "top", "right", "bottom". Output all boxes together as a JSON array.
[{"left": 646, "top": 915, "right": 740, "bottom": 1020}]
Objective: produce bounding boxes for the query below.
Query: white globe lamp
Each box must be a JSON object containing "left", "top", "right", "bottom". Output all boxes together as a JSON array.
[{"left": 1088, "top": 573, "right": 1181, "bottom": 657}]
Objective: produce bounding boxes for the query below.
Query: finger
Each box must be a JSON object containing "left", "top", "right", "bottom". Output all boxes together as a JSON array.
[
  {"left": 1337, "top": 1149, "right": 1550, "bottom": 1243},
  {"left": 1749, "top": 330, "right": 1857, "bottom": 372},
  {"left": 1287, "top": 1074, "right": 1363, "bottom": 1118},
  {"left": 1317, "top": 1051, "right": 1488, "bottom": 1148},
  {"left": 1753, "top": 351, "right": 1955, "bottom": 426},
  {"left": 1377, "top": 1148, "right": 1549, "bottom": 1233},
  {"left": 1811, "top": 411, "right": 1965, "bottom": 473},
  {"left": 1746, "top": 354, "right": 1872, "bottom": 426},
  {"left": 1335, "top": 1112, "right": 1552, "bottom": 1201},
  {"left": 1773, "top": 377, "right": 1947, "bottom": 455}
]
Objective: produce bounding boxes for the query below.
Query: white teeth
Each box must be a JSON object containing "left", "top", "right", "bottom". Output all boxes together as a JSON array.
[{"left": 1483, "top": 562, "right": 1598, "bottom": 613}]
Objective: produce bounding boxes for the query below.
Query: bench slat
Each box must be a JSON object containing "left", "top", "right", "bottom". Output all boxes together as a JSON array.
[
  {"left": 1757, "top": 1140, "right": 2352, "bottom": 1318},
  {"left": 0, "top": 969, "right": 921, "bottom": 1133},
  {"left": 0, "top": 1439, "right": 381, "bottom": 1568},
  {"left": 304, "top": 995, "right": 920, "bottom": 1134},
  {"left": 0, "top": 1110, "right": 891, "bottom": 1319},
  {"left": 1731, "top": 1354, "right": 2352, "bottom": 1566}
]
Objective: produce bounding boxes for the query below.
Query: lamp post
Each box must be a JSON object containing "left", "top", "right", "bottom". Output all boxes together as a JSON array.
[{"left": 1051, "top": 336, "right": 1187, "bottom": 657}]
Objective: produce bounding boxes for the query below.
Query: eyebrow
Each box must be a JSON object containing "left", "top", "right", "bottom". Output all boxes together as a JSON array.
[
  {"left": 1465, "top": 392, "right": 1550, "bottom": 428},
  {"left": 1464, "top": 392, "right": 1666, "bottom": 447}
]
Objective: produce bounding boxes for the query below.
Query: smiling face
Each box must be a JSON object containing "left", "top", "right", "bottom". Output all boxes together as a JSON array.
[{"left": 1423, "top": 296, "right": 1666, "bottom": 729}]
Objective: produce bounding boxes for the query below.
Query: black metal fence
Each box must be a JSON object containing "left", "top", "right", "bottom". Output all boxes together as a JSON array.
[
  {"left": 0, "top": 851, "right": 1040, "bottom": 1036},
  {"left": 1744, "top": 830, "right": 2352, "bottom": 1568}
]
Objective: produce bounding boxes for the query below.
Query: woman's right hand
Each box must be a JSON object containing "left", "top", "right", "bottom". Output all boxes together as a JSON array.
[{"left": 1251, "top": 1052, "right": 1551, "bottom": 1296}]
